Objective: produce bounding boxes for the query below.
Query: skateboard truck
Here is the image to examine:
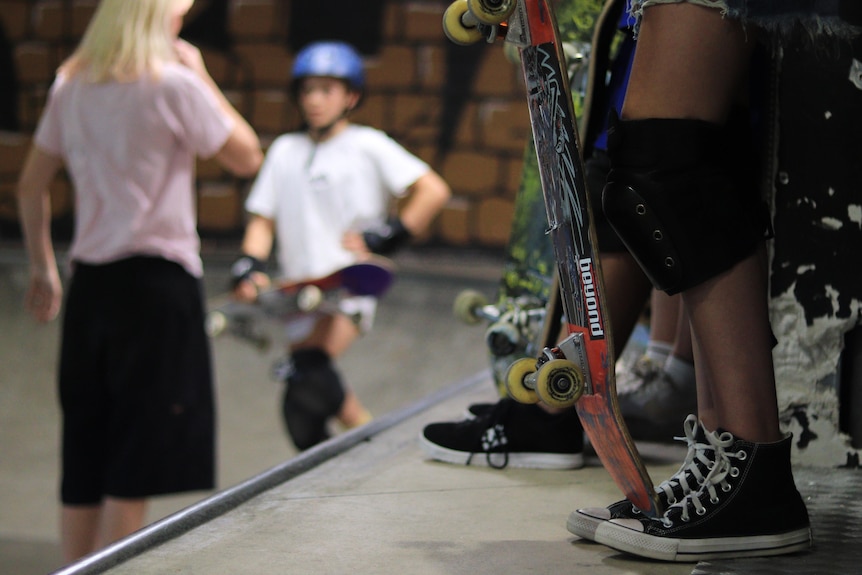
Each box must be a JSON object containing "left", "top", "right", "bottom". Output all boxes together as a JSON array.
[
  {"left": 485, "top": 305, "right": 545, "bottom": 357},
  {"left": 548, "top": 332, "right": 593, "bottom": 395},
  {"left": 208, "top": 259, "right": 394, "bottom": 351},
  {"left": 443, "top": 0, "right": 514, "bottom": 45},
  {"left": 454, "top": 290, "right": 547, "bottom": 358},
  {"left": 505, "top": 337, "right": 587, "bottom": 408}
]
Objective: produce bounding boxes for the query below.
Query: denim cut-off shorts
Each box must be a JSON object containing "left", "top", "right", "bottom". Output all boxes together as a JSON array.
[{"left": 629, "top": 0, "right": 860, "bottom": 42}]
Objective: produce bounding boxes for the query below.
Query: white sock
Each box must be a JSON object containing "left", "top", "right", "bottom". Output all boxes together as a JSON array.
[
  {"left": 664, "top": 355, "right": 695, "bottom": 388},
  {"left": 644, "top": 340, "right": 673, "bottom": 365}
]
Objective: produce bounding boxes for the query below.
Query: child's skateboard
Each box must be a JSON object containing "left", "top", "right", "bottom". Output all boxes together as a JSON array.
[
  {"left": 443, "top": 0, "right": 662, "bottom": 518},
  {"left": 207, "top": 259, "right": 395, "bottom": 350},
  {"left": 452, "top": 136, "right": 557, "bottom": 394}
]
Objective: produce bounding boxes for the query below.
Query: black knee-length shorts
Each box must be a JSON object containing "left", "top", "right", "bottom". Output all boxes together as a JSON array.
[{"left": 59, "top": 256, "right": 216, "bottom": 505}]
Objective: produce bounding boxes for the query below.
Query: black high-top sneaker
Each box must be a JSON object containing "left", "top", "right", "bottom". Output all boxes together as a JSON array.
[
  {"left": 593, "top": 428, "right": 811, "bottom": 562},
  {"left": 568, "top": 414, "right": 711, "bottom": 541}
]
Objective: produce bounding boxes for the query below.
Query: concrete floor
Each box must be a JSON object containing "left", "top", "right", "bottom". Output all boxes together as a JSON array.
[
  {"left": 55, "top": 377, "right": 696, "bottom": 575},
  {"left": 2, "top": 244, "right": 854, "bottom": 575},
  {"left": 0, "top": 244, "right": 502, "bottom": 574}
]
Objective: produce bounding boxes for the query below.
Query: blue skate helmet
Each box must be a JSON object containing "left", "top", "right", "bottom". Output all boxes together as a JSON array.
[{"left": 291, "top": 41, "right": 365, "bottom": 94}]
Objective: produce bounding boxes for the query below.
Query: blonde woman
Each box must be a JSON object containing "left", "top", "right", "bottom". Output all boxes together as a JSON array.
[{"left": 16, "top": 0, "right": 262, "bottom": 562}]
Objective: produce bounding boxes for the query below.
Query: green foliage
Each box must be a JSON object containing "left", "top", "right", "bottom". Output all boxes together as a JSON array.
[
  {"left": 556, "top": 0, "right": 605, "bottom": 44},
  {"left": 500, "top": 138, "right": 555, "bottom": 300},
  {"left": 497, "top": 0, "right": 609, "bottom": 301}
]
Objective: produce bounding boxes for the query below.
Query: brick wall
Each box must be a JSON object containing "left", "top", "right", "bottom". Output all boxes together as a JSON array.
[{"left": 0, "top": 0, "right": 530, "bottom": 248}]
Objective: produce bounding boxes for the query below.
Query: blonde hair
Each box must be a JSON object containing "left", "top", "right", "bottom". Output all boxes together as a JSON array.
[{"left": 61, "top": 0, "right": 193, "bottom": 82}]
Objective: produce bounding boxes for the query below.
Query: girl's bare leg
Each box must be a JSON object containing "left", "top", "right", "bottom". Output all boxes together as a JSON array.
[
  {"left": 96, "top": 497, "right": 147, "bottom": 549},
  {"left": 535, "top": 251, "right": 652, "bottom": 417},
  {"left": 601, "top": 252, "right": 654, "bottom": 356},
  {"left": 569, "top": 5, "right": 811, "bottom": 561},
  {"left": 672, "top": 299, "right": 693, "bottom": 364},
  {"left": 624, "top": 4, "right": 749, "bottom": 124},
  {"left": 623, "top": 3, "right": 780, "bottom": 442},
  {"left": 648, "top": 290, "right": 680, "bottom": 351},
  {"left": 61, "top": 504, "right": 100, "bottom": 562},
  {"left": 60, "top": 498, "right": 147, "bottom": 562}
]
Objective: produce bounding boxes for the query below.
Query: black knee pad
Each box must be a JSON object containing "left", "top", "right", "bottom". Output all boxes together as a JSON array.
[
  {"left": 282, "top": 399, "right": 330, "bottom": 450},
  {"left": 281, "top": 349, "right": 346, "bottom": 449},
  {"left": 586, "top": 149, "right": 627, "bottom": 254},
  {"left": 602, "top": 115, "right": 770, "bottom": 294},
  {"left": 283, "top": 348, "right": 346, "bottom": 417}
]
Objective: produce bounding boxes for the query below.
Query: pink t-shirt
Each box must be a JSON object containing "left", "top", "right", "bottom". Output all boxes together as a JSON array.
[{"left": 35, "top": 62, "right": 234, "bottom": 277}]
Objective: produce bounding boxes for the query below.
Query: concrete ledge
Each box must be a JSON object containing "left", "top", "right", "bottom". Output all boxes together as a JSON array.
[{"left": 51, "top": 371, "right": 490, "bottom": 575}]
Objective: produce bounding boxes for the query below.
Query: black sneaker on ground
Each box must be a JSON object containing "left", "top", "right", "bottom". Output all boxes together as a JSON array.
[
  {"left": 568, "top": 414, "right": 714, "bottom": 541},
  {"left": 420, "top": 398, "right": 584, "bottom": 469},
  {"left": 464, "top": 402, "right": 495, "bottom": 419},
  {"left": 593, "top": 429, "right": 811, "bottom": 562}
]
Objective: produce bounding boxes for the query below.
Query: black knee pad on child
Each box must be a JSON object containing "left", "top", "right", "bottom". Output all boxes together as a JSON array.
[
  {"left": 282, "top": 400, "right": 330, "bottom": 450},
  {"left": 602, "top": 115, "right": 770, "bottom": 294},
  {"left": 281, "top": 348, "right": 346, "bottom": 450}
]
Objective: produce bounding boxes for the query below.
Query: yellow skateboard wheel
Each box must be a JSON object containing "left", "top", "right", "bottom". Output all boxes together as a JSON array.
[
  {"left": 505, "top": 357, "right": 540, "bottom": 404},
  {"left": 453, "top": 289, "right": 488, "bottom": 324},
  {"left": 443, "top": 0, "right": 485, "bottom": 45},
  {"left": 205, "top": 311, "right": 227, "bottom": 337},
  {"left": 535, "top": 359, "right": 584, "bottom": 408},
  {"left": 297, "top": 285, "right": 324, "bottom": 312}
]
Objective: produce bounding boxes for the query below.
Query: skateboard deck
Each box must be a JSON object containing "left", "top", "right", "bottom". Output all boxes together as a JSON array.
[
  {"left": 453, "top": 136, "right": 556, "bottom": 394},
  {"left": 207, "top": 259, "right": 395, "bottom": 350},
  {"left": 444, "top": 0, "right": 662, "bottom": 517},
  {"left": 451, "top": 0, "right": 596, "bottom": 394}
]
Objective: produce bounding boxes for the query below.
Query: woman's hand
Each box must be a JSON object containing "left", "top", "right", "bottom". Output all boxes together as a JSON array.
[
  {"left": 174, "top": 38, "right": 209, "bottom": 79},
  {"left": 25, "top": 266, "right": 62, "bottom": 322}
]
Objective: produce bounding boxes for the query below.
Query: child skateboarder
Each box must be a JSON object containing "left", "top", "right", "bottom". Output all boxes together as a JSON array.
[{"left": 233, "top": 41, "right": 450, "bottom": 451}]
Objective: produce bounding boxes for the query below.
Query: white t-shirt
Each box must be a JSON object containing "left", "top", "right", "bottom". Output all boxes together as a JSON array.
[
  {"left": 245, "top": 124, "right": 429, "bottom": 281},
  {"left": 35, "top": 63, "right": 234, "bottom": 277}
]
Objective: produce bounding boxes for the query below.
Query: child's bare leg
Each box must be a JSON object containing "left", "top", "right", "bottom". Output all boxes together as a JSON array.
[
  {"left": 299, "top": 313, "right": 361, "bottom": 358},
  {"left": 337, "top": 391, "right": 373, "bottom": 428}
]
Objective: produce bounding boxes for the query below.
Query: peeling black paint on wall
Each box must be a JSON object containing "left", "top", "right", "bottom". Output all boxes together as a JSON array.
[{"left": 770, "top": 41, "right": 862, "bottom": 325}]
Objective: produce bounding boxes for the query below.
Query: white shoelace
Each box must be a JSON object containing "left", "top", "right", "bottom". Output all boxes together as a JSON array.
[
  {"left": 624, "top": 414, "right": 711, "bottom": 517},
  {"left": 659, "top": 428, "right": 748, "bottom": 527},
  {"left": 654, "top": 414, "right": 714, "bottom": 505}
]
